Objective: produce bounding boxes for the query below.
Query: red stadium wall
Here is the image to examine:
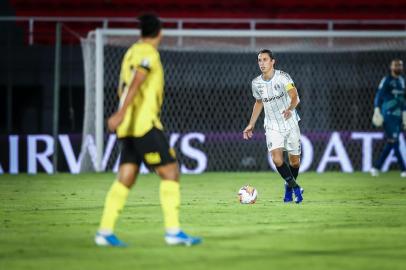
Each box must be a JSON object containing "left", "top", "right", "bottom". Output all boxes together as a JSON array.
[
  {"left": 6, "top": 0, "right": 406, "bottom": 45},
  {"left": 8, "top": 0, "right": 406, "bottom": 20}
]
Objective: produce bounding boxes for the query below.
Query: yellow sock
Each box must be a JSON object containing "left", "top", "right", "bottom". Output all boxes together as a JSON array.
[
  {"left": 99, "top": 180, "right": 129, "bottom": 232},
  {"left": 160, "top": 180, "right": 181, "bottom": 230}
]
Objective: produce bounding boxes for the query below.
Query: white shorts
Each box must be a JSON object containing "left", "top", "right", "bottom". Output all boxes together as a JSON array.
[{"left": 265, "top": 125, "right": 301, "bottom": 155}]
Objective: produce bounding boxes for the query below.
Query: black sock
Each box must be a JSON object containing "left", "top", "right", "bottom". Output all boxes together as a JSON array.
[
  {"left": 276, "top": 163, "right": 298, "bottom": 188},
  {"left": 289, "top": 165, "right": 299, "bottom": 180}
]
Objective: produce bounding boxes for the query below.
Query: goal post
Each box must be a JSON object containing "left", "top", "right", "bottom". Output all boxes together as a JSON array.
[
  {"left": 80, "top": 28, "right": 406, "bottom": 173},
  {"left": 95, "top": 29, "right": 104, "bottom": 172}
]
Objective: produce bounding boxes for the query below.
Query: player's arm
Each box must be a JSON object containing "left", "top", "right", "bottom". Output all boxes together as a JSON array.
[
  {"left": 107, "top": 69, "right": 147, "bottom": 132},
  {"left": 374, "top": 77, "right": 386, "bottom": 109},
  {"left": 372, "top": 77, "right": 386, "bottom": 127},
  {"left": 282, "top": 86, "right": 300, "bottom": 120},
  {"left": 243, "top": 99, "right": 263, "bottom": 140}
]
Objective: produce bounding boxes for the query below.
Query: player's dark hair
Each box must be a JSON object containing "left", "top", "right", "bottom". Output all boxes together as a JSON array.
[
  {"left": 138, "top": 13, "right": 162, "bottom": 38},
  {"left": 258, "top": 49, "right": 274, "bottom": 59}
]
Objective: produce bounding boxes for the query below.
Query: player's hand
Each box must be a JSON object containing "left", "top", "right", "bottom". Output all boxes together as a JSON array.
[
  {"left": 372, "top": 107, "right": 383, "bottom": 127},
  {"left": 243, "top": 124, "right": 254, "bottom": 140},
  {"left": 282, "top": 109, "right": 292, "bottom": 120},
  {"left": 107, "top": 111, "right": 124, "bottom": 132}
]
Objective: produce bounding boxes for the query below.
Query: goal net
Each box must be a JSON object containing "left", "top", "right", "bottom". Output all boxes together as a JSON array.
[{"left": 80, "top": 29, "right": 406, "bottom": 173}]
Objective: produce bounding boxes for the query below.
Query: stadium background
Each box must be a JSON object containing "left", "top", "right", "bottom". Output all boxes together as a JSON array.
[
  {"left": 1, "top": 2, "right": 406, "bottom": 270},
  {"left": 1, "top": 0, "right": 406, "bottom": 173}
]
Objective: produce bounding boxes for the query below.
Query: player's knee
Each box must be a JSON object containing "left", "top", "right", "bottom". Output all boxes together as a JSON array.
[
  {"left": 156, "top": 162, "right": 180, "bottom": 181},
  {"left": 168, "top": 168, "right": 180, "bottom": 181},
  {"left": 289, "top": 159, "right": 300, "bottom": 168},
  {"left": 118, "top": 164, "right": 138, "bottom": 188},
  {"left": 119, "top": 172, "right": 136, "bottom": 188},
  {"left": 272, "top": 156, "right": 284, "bottom": 167},
  {"left": 387, "top": 139, "right": 396, "bottom": 145}
]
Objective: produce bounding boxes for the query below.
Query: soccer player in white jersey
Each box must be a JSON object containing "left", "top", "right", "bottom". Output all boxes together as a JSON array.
[{"left": 243, "top": 49, "right": 304, "bottom": 203}]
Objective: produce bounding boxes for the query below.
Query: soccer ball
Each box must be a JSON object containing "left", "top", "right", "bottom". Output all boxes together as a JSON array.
[{"left": 238, "top": 185, "right": 258, "bottom": 204}]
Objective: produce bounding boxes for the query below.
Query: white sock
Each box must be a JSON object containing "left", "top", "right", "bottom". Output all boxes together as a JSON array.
[
  {"left": 98, "top": 229, "right": 113, "bottom": 236},
  {"left": 166, "top": 228, "right": 181, "bottom": 235}
]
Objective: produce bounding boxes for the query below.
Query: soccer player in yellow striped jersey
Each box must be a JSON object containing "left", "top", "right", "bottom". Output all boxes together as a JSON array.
[{"left": 95, "top": 14, "right": 201, "bottom": 247}]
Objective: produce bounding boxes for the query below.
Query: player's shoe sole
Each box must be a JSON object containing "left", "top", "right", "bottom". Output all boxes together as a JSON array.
[
  {"left": 95, "top": 233, "right": 127, "bottom": 247},
  {"left": 165, "top": 231, "right": 202, "bottom": 246}
]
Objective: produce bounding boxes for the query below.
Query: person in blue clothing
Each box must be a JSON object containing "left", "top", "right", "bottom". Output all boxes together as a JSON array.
[{"left": 371, "top": 59, "right": 406, "bottom": 177}]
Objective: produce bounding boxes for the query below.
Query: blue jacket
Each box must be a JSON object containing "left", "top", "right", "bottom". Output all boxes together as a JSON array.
[{"left": 374, "top": 75, "right": 406, "bottom": 118}]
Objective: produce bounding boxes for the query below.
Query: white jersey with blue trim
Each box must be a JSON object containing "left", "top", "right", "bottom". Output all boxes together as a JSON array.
[{"left": 252, "top": 69, "right": 300, "bottom": 132}]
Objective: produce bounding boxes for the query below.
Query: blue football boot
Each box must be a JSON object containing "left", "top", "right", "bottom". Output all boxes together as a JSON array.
[
  {"left": 283, "top": 183, "right": 293, "bottom": 202},
  {"left": 293, "top": 186, "right": 304, "bottom": 204},
  {"left": 95, "top": 232, "right": 127, "bottom": 247},
  {"left": 165, "top": 230, "right": 202, "bottom": 246}
]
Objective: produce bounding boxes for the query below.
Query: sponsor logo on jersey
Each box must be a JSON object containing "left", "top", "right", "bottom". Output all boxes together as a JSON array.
[{"left": 262, "top": 91, "right": 285, "bottom": 103}]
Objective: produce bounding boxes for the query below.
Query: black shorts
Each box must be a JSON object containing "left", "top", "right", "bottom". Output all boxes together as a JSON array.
[{"left": 118, "top": 127, "right": 177, "bottom": 168}]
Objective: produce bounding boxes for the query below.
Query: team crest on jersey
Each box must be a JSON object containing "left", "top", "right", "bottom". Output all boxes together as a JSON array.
[{"left": 273, "top": 84, "right": 282, "bottom": 95}]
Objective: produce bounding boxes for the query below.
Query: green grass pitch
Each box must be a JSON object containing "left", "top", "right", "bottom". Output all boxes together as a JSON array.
[{"left": 1, "top": 172, "right": 406, "bottom": 270}]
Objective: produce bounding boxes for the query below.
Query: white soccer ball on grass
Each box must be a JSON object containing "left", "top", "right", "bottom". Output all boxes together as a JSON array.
[{"left": 238, "top": 185, "right": 258, "bottom": 204}]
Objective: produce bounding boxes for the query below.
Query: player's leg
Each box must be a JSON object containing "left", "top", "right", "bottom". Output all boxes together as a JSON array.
[
  {"left": 155, "top": 162, "right": 181, "bottom": 235},
  {"left": 371, "top": 140, "right": 394, "bottom": 176},
  {"left": 287, "top": 125, "right": 301, "bottom": 180},
  {"left": 285, "top": 154, "right": 299, "bottom": 202},
  {"left": 393, "top": 140, "right": 406, "bottom": 176},
  {"left": 267, "top": 127, "right": 303, "bottom": 203},
  {"left": 145, "top": 128, "right": 201, "bottom": 246},
  {"left": 271, "top": 148, "right": 302, "bottom": 203},
  {"left": 288, "top": 154, "right": 300, "bottom": 180},
  {"left": 95, "top": 138, "right": 141, "bottom": 247},
  {"left": 390, "top": 123, "right": 406, "bottom": 176},
  {"left": 268, "top": 132, "right": 301, "bottom": 203},
  {"left": 267, "top": 129, "right": 299, "bottom": 199},
  {"left": 272, "top": 148, "right": 293, "bottom": 201},
  {"left": 391, "top": 134, "right": 406, "bottom": 176},
  {"left": 371, "top": 121, "right": 396, "bottom": 176},
  {"left": 286, "top": 125, "right": 303, "bottom": 202},
  {"left": 287, "top": 154, "right": 304, "bottom": 202},
  {"left": 95, "top": 164, "right": 139, "bottom": 246}
]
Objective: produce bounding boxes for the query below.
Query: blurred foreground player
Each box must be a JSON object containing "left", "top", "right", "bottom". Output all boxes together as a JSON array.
[
  {"left": 243, "top": 49, "right": 304, "bottom": 203},
  {"left": 95, "top": 14, "right": 201, "bottom": 247},
  {"left": 371, "top": 59, "right": 406, "bottom": 177}
]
